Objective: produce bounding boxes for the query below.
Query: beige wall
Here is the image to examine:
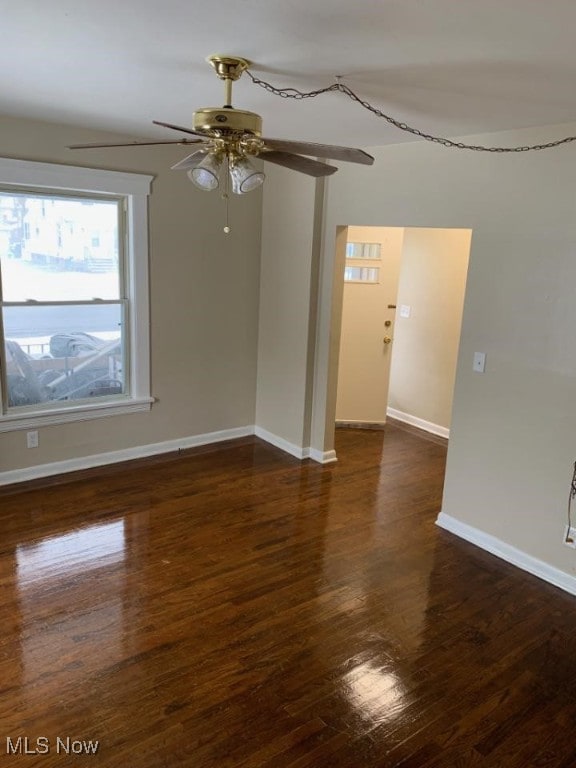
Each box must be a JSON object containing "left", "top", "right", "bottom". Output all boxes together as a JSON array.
[
  {"left": 309, "top": 121, "right": 576, "bottom": 574},
  {"left": 336, "top": 226, "right": 404, "bottom": 423},
  {"left": 0, "top": 115, "right": 262, "bottom": 474},
  {"left": 388, "top": 227, "right": 471, "bottom": 430},
  {"left": 256, "top": 163, "right": 323, "bottom": 450}
]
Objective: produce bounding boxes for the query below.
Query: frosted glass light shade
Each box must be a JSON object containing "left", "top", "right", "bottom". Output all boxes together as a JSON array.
[
  {"left": 229, "top": 157, "right": 265, "bottom": 194},
  {"left": 188, "top": 153, "right": 223, "bottom": 191}
]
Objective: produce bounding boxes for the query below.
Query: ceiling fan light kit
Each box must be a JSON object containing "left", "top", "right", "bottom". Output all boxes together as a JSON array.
[
  {"left": 188, "top": 152, "right": 224, "bottom": 191},
  {"left": 68, "top": 54, "right": 375, "bottom": 233},
  {"left": 228, "top": 155, "right": 265, "bottom": 194}
]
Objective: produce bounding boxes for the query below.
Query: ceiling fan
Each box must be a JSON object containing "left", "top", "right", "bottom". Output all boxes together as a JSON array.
[{"left": 69, "top": 55, "right": 375, "bottom": 199}]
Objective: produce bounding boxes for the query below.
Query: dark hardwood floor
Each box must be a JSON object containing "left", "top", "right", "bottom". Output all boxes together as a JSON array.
[{"left": 1, "top": 424, "right": 576, "bottom": 766}]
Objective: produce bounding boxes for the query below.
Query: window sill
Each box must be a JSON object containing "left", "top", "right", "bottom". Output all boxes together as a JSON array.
[{"left": 0, "top": 397, "right": 155, "bottom": 433}]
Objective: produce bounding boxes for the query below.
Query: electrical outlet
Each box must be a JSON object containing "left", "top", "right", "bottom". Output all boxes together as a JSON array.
[
  {"left": 26, "top": 430, "right": 38, "bottom": 449},
  {"left": 564, "top": 526, "right": 576, "bottom": 548}
]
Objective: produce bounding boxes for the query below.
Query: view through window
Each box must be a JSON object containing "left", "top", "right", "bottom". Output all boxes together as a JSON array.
[{"left": 0, "top": 192, "right": 126, "bottom": 410}]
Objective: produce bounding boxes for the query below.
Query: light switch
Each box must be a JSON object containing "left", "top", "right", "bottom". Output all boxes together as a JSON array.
[
  {"left": 400, "top": 304, "right": 411, "bottom": 318},
  {"left": 473, "top": 352, "right": 486, "bottom": 373}
]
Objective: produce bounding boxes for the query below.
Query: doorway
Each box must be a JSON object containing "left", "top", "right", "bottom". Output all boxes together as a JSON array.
[{"left": 335, "top": 225, "right": 472, "bottom": 439}]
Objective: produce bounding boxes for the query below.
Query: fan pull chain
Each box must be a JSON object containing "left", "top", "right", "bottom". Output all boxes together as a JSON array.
[{"left": 223, "top": 155, "right": 231, "bottom": 234}]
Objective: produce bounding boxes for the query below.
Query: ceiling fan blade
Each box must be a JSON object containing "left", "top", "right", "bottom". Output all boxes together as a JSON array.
[
  {"left": 152, "top": 120, "right": 208, "bottom": 138},
  {"left": 261, "top": 150, "right": 338, "bottom": 177},
  {"left": 261, "top": 137, "right": 374, "bottom": 166},
  {"left": 68, "top": 139, "right": 205, "bottom": 149},
  {"left": 170, "top": 150, "right": 207, "bottom": 171}
]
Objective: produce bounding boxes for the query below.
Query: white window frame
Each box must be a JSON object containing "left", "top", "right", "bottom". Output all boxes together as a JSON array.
[{"left": 0, "top": 157, "right": 154, "bottom": 433}]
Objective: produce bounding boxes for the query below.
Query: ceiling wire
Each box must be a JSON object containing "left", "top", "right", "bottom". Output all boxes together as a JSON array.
[{"left": 247, "top": 71, "right": 576, "bottom": 154}]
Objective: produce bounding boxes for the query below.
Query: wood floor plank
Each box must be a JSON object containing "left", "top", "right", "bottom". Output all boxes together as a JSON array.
[{"left": 1, "top": 425, "right": 575, "bottom": 766}]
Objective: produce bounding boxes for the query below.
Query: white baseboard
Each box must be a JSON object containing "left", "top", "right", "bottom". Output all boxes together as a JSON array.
[
  {"left": 254, "top": 427, "right": 337, "bottom": 464},
  {"left": 436, "top": 511, "right": 576, "bottom": 597},
  {"left": 309, "top": 448, "right": 338, "bottom": 464},
  {"left": 0, "top": 426, "right": 254, "bottom": 487},
  {"left": 387, "top": 407, "right": 450, "bottom": 439},
  {"left": 1, "top": 423, "right": 339, "bottom": 487},
  {"left": 254, "top": 426, "right": 310, "bottom": 460}
]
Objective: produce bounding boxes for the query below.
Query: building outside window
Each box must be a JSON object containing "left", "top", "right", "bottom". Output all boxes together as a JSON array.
[{"left": 0, "top": 158, "right": 153, "bottom": 432}]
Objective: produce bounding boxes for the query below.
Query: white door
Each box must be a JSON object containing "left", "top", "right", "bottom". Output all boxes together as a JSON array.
[{"left": 335, "top": 226, "right": 404, "bottom": 425}]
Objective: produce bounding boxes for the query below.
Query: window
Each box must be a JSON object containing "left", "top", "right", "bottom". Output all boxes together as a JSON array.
[
  {"left": 344, "top": 266, "right": 380, "bottom": 283},
  {"left": 0, "top": 158, "right": 153, "bottom": 432},
  {"left": 346, "top": 242, "right": 381, "bottom": 260},
  {"left": 344, "top": 240, "right": 381, "bottom": 283}
]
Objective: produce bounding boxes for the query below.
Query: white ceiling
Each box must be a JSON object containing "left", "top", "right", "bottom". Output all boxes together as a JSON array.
[{"left": 4, "top": 0, "right": 576, "bottom": 149}]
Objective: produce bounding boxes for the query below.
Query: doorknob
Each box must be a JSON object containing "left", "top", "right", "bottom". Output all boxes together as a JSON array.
[{"left": 383, "top": 336, "right": 392, "bottom": 344}]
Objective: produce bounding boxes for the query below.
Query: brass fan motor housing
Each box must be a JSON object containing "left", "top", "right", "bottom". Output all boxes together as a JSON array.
[{"left": 193, "top": 107, "right": 263, "bottom": 137}]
